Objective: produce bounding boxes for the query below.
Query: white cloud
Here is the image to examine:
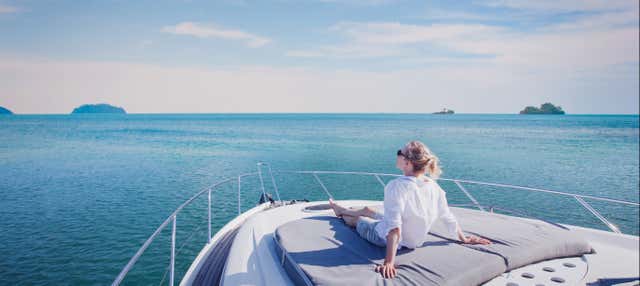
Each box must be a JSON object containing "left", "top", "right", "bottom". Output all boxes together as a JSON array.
[
  {"left": 286, "top": 43, "right": 402, "bottom": 58},
  {"left": 136, "top": 40, "right": 153, "bottom": 50},
  {"left": 287, "top": 22, "right": 505, "bottom": 59},
  {"left": 423, "top": 9, "right": 495, "bottom": 21},
  {"left": 543, "top": 10, "right": 639, "bottom": 31},
  {"left": 0, "top": 56, "right": 637, "bottom": 114},
  {"left": 330, "top": 22, "right": 505, "bottom": 45},
  {"left": 479, "top": 0, "right": 637, "bottom": 13},
  {"left": 287, "top": 15, "right": 639, "bottom": 70},
  {"left": 0, "top": 4, "right": 19, "bottom": 13},
  {"left": 162, "top": 22, "right": 271, "bottom": 48},
  {"left": 436, "top": 22, "right": 638, "bottom": 70},
  {"left": 290, "top": 0, "right": 639, "bottom": 64},
  {"left": 315, "top": 0, "right": 397, "bottom": 5}
]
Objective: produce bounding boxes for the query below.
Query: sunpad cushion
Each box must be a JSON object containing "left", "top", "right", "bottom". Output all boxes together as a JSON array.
[
  {"left": 429, "top": 207, "right": 594, "bottom": 270},
  {"left": 274, "top": 207, "right": 593, "bottom": 286},
  {"left": 274, "top": 216, "right": 506, "bottom": 286}
]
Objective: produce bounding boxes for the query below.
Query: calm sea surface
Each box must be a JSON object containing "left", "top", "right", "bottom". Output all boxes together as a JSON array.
[{"left": 0, "top": 114, "right": 638, "bottom": 285}]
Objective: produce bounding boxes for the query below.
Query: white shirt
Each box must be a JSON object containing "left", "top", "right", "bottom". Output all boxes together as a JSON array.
[{"left": 374, "top": 176, "right": 460, "bottom": 249}]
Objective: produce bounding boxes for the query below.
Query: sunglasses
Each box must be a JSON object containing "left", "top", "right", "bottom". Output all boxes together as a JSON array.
[{"left": 397, "top": 149, "right": 406, "bottom": 158}]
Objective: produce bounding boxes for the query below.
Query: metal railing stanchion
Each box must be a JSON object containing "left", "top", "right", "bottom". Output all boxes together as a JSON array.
[
  {"left": 237, "top": 176, "right": 242, "bottom": 215},
  {"left": 574, "top": 196, "right": 621, "bottom": 234},
  {"left": 453, "top": 180, "right": 485, "bottom": 212},
  {"left": 312, "top": 172, "right": 333, "bottom": 199},
  {"left": 170, "top": 216, "right": 176, "bottom": 286},
  {"left": 374, "top": 174, "right": 386, "bottom": 188},
  {"left": 257, "top": 163, "right": 268, "bottom": 200},
  {"left": 266, "top": 164, "right": 282, "bottom": 202},
  {"left": 207, "top": 189, "right": 212, "bottom": 244}
]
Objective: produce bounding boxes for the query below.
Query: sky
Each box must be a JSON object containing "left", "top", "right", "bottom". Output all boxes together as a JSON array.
[{"left": 0, "top": 0, "right": 638, "bottom": 114}]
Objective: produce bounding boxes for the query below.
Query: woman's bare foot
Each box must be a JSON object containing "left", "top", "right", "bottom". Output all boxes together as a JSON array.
[{"left": 329, "top": 199, "right": 345, "bottom": 217}]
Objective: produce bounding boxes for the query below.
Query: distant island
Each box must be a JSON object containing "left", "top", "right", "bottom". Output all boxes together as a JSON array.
[
  {"left": 519, "top": 103, "right": 565, "bottom": 115},
  {"left": 433, "top": 108, "right": 454, "bottom": 114},
  {"left": 71, "top": 104, "right": 126, "bottom": 114},
  {"left": 0, "top": 106, "right": 13, "bottom": 114}
]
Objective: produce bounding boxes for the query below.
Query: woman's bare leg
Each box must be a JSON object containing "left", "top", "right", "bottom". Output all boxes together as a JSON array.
[
  {"left": 328, "top": 198, "right": 348, "bottom": 216},
  {"left": 341, "top": 214, "right": 359, "bottom": 227},
  {"left": 329, "top": 199, "right": 378, "bottom": 219}
]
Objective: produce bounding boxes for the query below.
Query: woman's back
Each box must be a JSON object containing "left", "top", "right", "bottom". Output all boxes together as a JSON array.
[{"left": 375, "top": 176, "right": 459, "bottom": 249}]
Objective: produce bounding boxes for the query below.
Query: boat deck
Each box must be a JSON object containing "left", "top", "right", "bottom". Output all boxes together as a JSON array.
[{"left": 183, "top": 200, "right": 639, "bottom": 286}]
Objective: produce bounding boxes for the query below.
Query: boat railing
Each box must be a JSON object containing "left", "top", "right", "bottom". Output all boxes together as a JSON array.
[
  {"left": 111, "top": 172, "right": 256, "bottom": 286},
  {"left": 447, "top": 203, "right": 570, "bottom": 230},
  {"left": 278, "top": 170, "right": 637, "bottom": 234},
  {"left": 112, "top": 165, "right": 639, "bottom": 286}
]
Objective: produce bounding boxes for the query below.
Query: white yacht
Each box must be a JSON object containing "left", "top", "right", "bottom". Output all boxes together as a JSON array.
[{"left": 112, "top": 163, "right": 639, "bottom": 286}]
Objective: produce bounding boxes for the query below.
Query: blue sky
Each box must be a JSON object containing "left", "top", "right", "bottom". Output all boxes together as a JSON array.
[{"left": 0, "top": 0, "right": 638, "bottom": 113}]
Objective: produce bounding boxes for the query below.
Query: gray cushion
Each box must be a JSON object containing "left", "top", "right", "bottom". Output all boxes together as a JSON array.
[
  {"left": 274, "top": 207, "right": 593, "bottom": 286},
  {"left": 429, "top": 207, "right": 594, "bottom": 270},
  {"left": 274, "top": 216, "right": 507, "bottom": 286}
]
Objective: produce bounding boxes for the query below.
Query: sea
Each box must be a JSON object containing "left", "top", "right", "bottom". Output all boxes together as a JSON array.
[{"left": 0, "top": 114, "right": 638, "bottom": 285}]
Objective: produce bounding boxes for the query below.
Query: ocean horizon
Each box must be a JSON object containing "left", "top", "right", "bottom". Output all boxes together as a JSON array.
[
  {"left": 4, "top": 112, "right": 640, "bottom": 115},
  {"left": 1, "top": 113, "right": 638, "bottom": 285}
]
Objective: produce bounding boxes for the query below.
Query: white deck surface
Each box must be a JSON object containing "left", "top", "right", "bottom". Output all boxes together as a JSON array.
[{"left": 183, "top": 200, "right": 639, "bottom": 286}]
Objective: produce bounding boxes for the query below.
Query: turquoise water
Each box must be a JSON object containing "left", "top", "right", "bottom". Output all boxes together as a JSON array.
[{"left": 0, "top": 114, "right": 638, "bottom": 285}]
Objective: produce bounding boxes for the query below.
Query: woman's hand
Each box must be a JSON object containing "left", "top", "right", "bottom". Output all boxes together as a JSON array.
[
  {"left": 375, "top": 262, "right": 397, "bottom": 279},
  {"left": 462, "top": 235, "right": 491, "bottom": 245},
  {"left": 378, "top": 228, "right": 400, "bottom": 278}
]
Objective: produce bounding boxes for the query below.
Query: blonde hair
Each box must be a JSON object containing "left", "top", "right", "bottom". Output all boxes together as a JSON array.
[{"left": 401, "top": 140, "right": 442, "bottom": 179}]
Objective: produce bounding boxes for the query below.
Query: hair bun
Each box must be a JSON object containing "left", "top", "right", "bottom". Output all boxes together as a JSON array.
[{"left": 403, "top": 140, "right": 442, "bottom": 179}]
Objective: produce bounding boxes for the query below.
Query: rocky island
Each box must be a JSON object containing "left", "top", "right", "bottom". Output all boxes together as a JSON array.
[
  {"left": 433, "top": 108, "right": 454, "bottom": 114},
  {"left": 0, "top": 106, "right": 13, "bottom": 114},
  {"left": 71, "top": 104, "right": 126, "bottom": 114},
  {"left": 519, "top": 103, "right": 565, "bottom": 115}
]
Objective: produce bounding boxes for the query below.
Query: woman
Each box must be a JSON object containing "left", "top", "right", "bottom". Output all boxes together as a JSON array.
[{"left": 329, "top": 140, "right": 491, "bottom": 279}]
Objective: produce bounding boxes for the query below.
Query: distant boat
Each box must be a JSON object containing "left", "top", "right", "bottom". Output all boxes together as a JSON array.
[{"left": 433, "top": 108, "right": 454, "bottom": 114}]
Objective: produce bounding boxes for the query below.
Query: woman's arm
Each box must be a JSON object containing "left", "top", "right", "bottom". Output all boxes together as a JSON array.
[
  {"left": 431, "top": 179, "right": 491, "bottom": 245},
  {"left": 375, "top": 227, "right": 400, "bottom": 278}
]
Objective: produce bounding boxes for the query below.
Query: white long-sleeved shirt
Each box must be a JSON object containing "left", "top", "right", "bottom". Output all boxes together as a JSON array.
[{"left": 374, "top": 175, "right": 460, "bottom": 249}]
